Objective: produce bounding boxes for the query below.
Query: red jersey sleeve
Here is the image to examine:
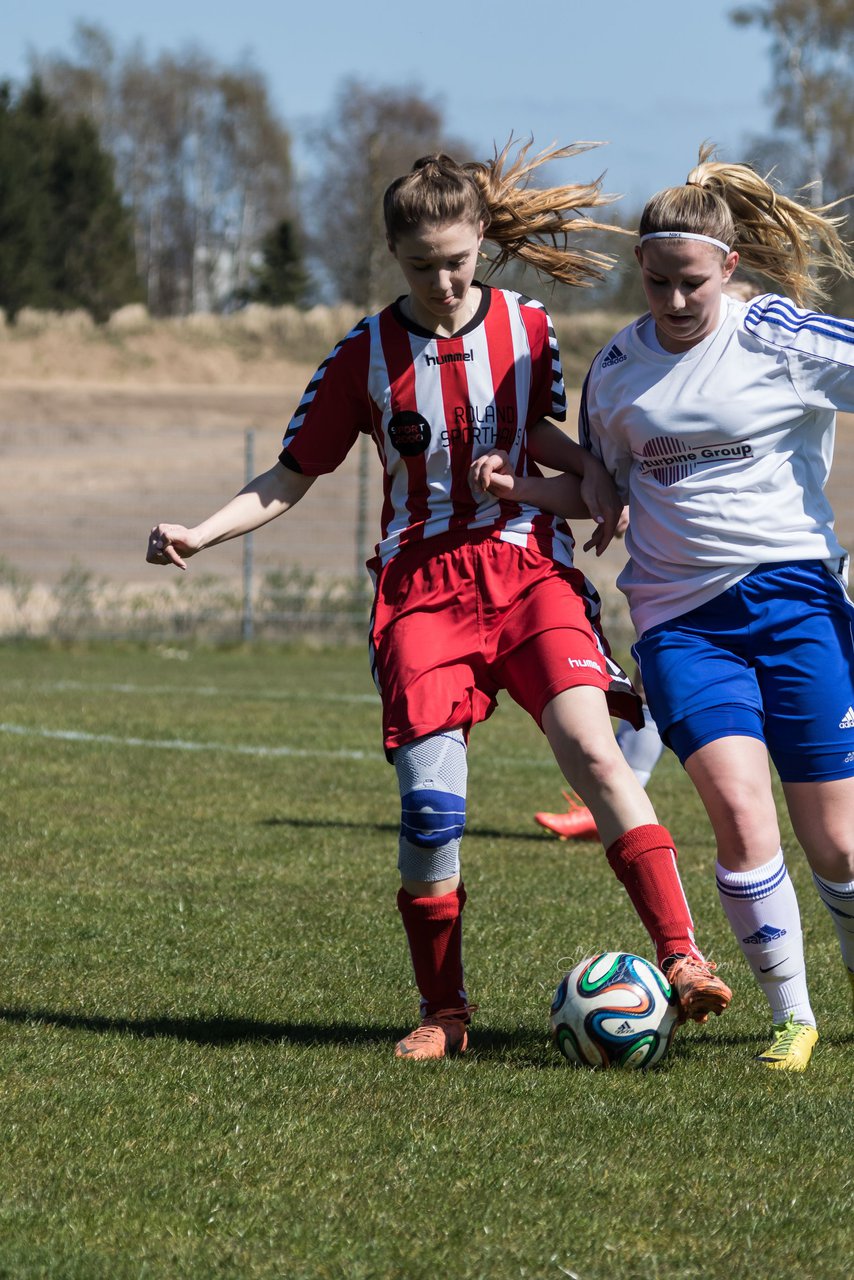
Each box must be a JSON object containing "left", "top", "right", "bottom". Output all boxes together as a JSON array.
[
  {"left": 520, "top": 300, "right": 567, "bottom": 425},
  {"left": 279, "top": 319, "right": 377, "bottom": 476}
]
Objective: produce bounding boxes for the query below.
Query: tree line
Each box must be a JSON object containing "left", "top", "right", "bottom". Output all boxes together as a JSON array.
[{"left": 0, "top": 3, "right": 851, "bottom": 322}]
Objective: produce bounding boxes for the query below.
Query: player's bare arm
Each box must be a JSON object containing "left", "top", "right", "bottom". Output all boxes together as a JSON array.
[
  {"left": 469, "top": 449, "right": 623, "bottom": 557},
  {"left": 470, "top": 451, "right": 583, "bottom": 511},
  {"left": 526, "top": 418, "right": 624, "bottom": 551},
  {"left": 147, "top": 463, "right": 316, "bottom": 570}
]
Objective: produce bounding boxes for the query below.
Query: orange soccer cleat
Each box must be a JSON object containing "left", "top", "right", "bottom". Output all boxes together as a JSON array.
[
  {"left": 394, "top": 1006, "right": 474, "bottom": 1061},
  {"left": 534, "top": 791, "right": 599, "bottom": 841},
  {"left": 663, "top": 955, "right": 732, "bottom": 1025}
]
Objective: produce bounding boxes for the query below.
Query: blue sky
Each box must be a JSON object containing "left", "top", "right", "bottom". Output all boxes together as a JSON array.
[{"left": 1, "top": 1, "right": 777, "bottom": 210}]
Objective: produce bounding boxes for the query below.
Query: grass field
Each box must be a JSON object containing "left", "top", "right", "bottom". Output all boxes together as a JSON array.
[{"left": 1, "top": 642, "right": 853, "bottom": 1280}]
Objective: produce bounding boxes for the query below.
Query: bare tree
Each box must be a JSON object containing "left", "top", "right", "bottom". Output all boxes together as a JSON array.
[
  {"left": 730, "top": 1, "right": 853, "bottom": 308},
  {"left": 307, "top": 79, "right": 472, "bottom": 309},
  {"left": 33, "top": 22, "right": 298, "bottom": 314},
  {"left": 731, "top": 1, "right": 853, "bottom": 203}
]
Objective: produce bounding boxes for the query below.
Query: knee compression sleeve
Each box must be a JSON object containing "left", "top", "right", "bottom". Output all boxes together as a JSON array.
[{"left": 394, "top": 729, "right": 467, "bottom": 882}]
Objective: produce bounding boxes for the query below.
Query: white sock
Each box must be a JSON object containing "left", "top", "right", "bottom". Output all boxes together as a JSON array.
[
  {"left": 616, "top": 705, "right": 665, "bottom": 789},
  {"left": 811, "top": 872, "right": 854, "bottom": 974},
  {"left": 716, "top": 849, "right": 815, "bottom": 1027}
]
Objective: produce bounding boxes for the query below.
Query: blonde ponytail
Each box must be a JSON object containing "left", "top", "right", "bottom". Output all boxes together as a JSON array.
[{"left": 641, "top": 144, "right": 854, "bottom": 306}]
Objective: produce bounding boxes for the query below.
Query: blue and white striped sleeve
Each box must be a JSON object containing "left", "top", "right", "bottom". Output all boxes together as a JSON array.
[
  {"left": 743, "top": 294, "right": 854, "bottom": 412},
  {"left": 578, "top": 356, "right": 631, "bottom": 499}
]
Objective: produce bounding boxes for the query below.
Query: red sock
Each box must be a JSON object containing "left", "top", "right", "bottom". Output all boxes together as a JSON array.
[
  {"left": 397, "top": 883, "right": 468, "bottom": 1018},
  {"left": 606, "top": 825, "right": 702, "bottom": 967}
]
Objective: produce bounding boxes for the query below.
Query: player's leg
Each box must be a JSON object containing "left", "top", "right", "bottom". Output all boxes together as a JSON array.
[
  {"left": 392, "top": 728, "right": 473, "bottom": 1058},
  {"left": 539, "top": 685, "right": 731, "bottom": 1023},
  {"left": 683, "top": 736, "right": 816, "bottom": 1068},
  {"left": 635, "top": 590, "right": 819, "bottom": 1065},
  {"left": 757, "top": 562, "right": 854, "bottom": 1031},
  {"left": 534, "top": 702, "right": 664, "bottom": 840},
  {"left": 784, "top": 778, "right": 854, "bottom": 1014},
  {"left": 488, "top": 547, "right": 730, "bottom": 1025},
  {"left": 371, "top": 539, "right": 488, "bottom": 1061},
  {"left": 541, "top": 685, "right": 656, "bottom": 847}
]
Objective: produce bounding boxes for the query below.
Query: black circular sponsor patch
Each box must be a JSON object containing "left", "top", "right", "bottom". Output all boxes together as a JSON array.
[{"left": 388, "top": 410, "right": 431, "bottom": 457}]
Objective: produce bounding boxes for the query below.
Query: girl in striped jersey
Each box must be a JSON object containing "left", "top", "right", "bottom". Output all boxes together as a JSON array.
[
  {"left": 147, "top": 142, "right": 730, "bottom": 1060},
  {"left": 473, "top": 149, "right": 854, "bottom": 1070}
]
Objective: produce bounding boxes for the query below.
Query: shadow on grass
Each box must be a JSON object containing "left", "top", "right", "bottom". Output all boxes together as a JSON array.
[
  {"left": 0, "top": 1004, "right": 528, "bottom": 1054},
  {"left": 2, "top": 1008, "right": 797, "bottom": 1067},
  {"left": 259, "top": 815, "right": 552, "bottom": 844}
]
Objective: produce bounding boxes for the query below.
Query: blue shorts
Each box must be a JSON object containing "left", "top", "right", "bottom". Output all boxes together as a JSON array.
[{"left": 633, "top": 561, "right": 854, "bottom": 783}]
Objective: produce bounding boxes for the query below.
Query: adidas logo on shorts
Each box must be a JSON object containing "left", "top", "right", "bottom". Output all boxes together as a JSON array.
[
  {"left": 601, "top": 344, "right": 627, "bottom": 368},
  {"left": 839, "top": 706, "right": 854, "bottom": 729}
]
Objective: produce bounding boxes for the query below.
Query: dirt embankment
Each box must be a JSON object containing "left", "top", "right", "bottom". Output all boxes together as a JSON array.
[{"left": 2, "top": 307, "right": 853, "bottom": 642}]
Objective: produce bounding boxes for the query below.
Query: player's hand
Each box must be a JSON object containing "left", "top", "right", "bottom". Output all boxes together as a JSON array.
[
  {"left": 579, "top": 460, "right": 624, "bottom": 556},
  {"left": 146, "top": 523, "right": 200, "bottom": 570},
  {"left": 469, "top": 450, "right": 517, "bottom": 500}
]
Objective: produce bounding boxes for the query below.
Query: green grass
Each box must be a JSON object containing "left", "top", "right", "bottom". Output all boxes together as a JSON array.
[{"left": 1, "top": 642, "right": 852, "bottom": 1279}]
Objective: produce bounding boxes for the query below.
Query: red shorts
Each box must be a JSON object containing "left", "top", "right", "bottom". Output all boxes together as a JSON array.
[{"left": 369, "top": 529, "right": 641, "bottom": 751}]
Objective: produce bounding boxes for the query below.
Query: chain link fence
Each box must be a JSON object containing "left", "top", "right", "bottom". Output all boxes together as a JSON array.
[
  {"left": 1, "top": 304, "right": 648, "bottom": 647},
  {"left": 2, "top": 413, "right": 640, "bottom": 649},
  {"left": 2, "top": 421, "right": 388, "bottom": 644}
]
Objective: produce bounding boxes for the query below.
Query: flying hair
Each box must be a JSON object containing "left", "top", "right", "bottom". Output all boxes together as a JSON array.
[
  {"left": 639, "top": 143, "right": 854, "bottom": 307},
  {"left": 383, "top": 138, "right": 629, "bottom": 289}
]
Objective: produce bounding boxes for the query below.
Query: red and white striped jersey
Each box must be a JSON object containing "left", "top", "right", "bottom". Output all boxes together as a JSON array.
[{"left": 279, "top": 285, "right": 576, "bottom": 566}]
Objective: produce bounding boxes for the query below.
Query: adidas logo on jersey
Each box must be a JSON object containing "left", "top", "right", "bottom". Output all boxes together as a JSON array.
[
  {"left": 742, "top": 923, "right": 787, "bottom": 945},
  {"left": 601, "top": 344, "right": 627, "bottom": 368},
  {"left": 840, "top": 706, "right": 854, "bottom": 729}
]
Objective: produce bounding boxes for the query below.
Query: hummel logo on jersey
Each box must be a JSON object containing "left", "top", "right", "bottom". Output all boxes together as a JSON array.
[
  {"left": 839, "top": 706, "right": 854, "bottom": 729},
  {"left": 742, "top": 924, "right": 787, "bottom": 945},
  {"left": 424, "top": 348, "right": 474, "bottom": 367},
  {"left": 567, "top": 657, "right": 602, "bottom": 672},
  {"left": 601, "top": 344, "right": 627, "bottom": 368}
]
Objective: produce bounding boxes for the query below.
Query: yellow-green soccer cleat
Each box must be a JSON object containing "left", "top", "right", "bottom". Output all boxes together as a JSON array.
[
  {"left": 754, "top": 1019, "right": 819, "bottom": 1072},
  {"left": 848, "top": 970, "right": 854, "bottom": 1013}
]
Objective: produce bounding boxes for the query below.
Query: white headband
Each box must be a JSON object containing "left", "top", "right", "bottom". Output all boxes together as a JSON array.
[{"left": 640, "top": 231, "right": 731, "bottom": 254}]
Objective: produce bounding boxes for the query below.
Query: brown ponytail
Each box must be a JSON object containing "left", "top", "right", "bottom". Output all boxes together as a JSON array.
[{"left": 384, "top": 138, "right": 629, "bottom": 288}]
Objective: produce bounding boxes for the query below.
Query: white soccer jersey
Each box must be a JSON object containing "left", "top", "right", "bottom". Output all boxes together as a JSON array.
[
  {"left": 280, "top": 285, "right": 575, "bottom": 567},
  {"left": 579, "top": 293, "right": 854, "bottom": 635}
]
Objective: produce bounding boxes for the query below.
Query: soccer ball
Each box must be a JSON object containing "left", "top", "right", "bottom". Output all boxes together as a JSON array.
[{"left": 550, "top": 951, "right": 678, "bottom": 1069}]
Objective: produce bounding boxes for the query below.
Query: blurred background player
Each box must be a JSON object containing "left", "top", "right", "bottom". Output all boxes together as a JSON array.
[{"left": 149, "top": 140, "right": 731, "bottom": 1061}]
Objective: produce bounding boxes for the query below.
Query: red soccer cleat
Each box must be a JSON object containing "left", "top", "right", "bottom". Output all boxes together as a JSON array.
[{"left": 534, "top": 791, "right": 599, "bottom": 841}]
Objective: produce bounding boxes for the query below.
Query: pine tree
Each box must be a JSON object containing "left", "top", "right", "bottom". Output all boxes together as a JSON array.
[
  {"left": 240, "top": 219, "right": 309, "bottom": 306},
  {"left": 0, "top": 76, "right": 140, "bottom": 320}
]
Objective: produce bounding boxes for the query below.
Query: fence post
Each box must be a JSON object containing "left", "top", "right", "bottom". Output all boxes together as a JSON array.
[
  {"left": 355, "top": 433, "right": 370, "bottom": 585},
  {"left": 242, "top": 428, "right": 255, "bottom": 642}
]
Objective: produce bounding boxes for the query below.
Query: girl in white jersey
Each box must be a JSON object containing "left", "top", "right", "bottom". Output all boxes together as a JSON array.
[
  {"left": 472, "top": 147, "right": 854, "bottom": 1070},
  {"left": 147, "top": 142, "right": 730, "bottom": 1060}
]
